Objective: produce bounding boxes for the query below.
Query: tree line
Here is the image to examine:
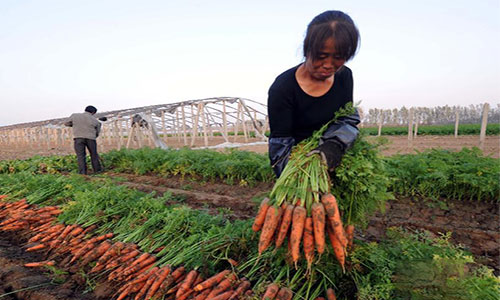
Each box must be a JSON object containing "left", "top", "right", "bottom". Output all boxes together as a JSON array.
[{"left": 361, "top": 103, "right": 499, "bottom": 126}]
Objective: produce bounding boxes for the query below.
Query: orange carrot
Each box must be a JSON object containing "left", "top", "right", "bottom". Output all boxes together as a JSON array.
[
  {"left": 26, "top": 244, "right": 45, "bottom": 252},
  {"left": 79, "top": 240, "right": 112, "bottom": 267},
  {"left": 193, "top": 287, "right": 212, "bottom": 300},
  {"left": 134, "top": 267, "right": 160, "bottom": 300},
  {"left": 262, "top": 283, "right": 279, "bottom": 300},
  {"left": 252, "top": 197, "right": 270, "bottom": 232},
  {"left": 321, "top": 194, "right": 347, "bottom": 248},
  {"left": 122, "top": 257, "right": 157, "bottom": 281},
  {"left": 275, "top": 203, "right": 293, "bottom": 248},
  {"left": 194, "top": 270, "right": 231, "bottom": 292},
  {"left": 303, "top": 217, "right": 315, "bottom": 271},
  {"left": 315, "top": 297, "right": 325, "bottom": 300},
  {"left": 119, "top": 249, "right": 140, "bottom": 263},
  {"left": 311, "top": 202, "right": 326, "bottom": 255},
  {"left": 345, "top": 224, "right": 355, "bottom": 250},
  {"left": 176, "top": 269, "right": 199, "bottom": 298},
  {"left": 210, "top": 290, "right": 234, "bottom": 300},
  {"left": 228, "top": 279, "right": 251, "bottom": 300},
  {"left": 326, "top": 288, "right": 337, "bottom": 300},
  {"left": 290, "top": 205, "right": 306, "bottom": 267},
  {"left": 327, "top": 225, "right": 345, "bottom": 272},
  {"left": 275, "top": 287, "right": 293, "bottom": 300},
  {"left": 24, "top": 260, "right": 55, "bottom": 267},
  {"left": 258, "top": 205, "right": 282, "bottom": 255},
  {"left": 206, "top": 273, "right": 236, "bottom": 298}
]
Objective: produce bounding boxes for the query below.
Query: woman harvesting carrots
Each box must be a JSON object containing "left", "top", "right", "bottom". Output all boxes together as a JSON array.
[
  {"left": 253, "top": 10, "right": 361, "bottom": 269},
  {"left": 268, "top": 10, "right": 360, "bottom": 179}
]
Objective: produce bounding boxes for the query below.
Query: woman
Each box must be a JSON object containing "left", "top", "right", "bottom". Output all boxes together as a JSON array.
[{"left": 268, "top": 10, "right": 361, "bottom": 177}]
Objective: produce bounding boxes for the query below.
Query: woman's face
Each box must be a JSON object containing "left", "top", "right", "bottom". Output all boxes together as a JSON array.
[{"left": 304, "top": 38, "right": 346, "bottom": 81}]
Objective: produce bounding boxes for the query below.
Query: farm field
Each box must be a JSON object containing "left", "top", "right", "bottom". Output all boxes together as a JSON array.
[
  {"left": 0, "top": 135, "right": 499, "bottom": 161},
  {"left": 0, "top": 137, "right": 499, "bottom": 300}
]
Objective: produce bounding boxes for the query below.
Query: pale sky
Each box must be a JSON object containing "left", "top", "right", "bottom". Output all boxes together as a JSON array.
[{"left": 1, "top": 0, "right": 499, "bottom": 126}]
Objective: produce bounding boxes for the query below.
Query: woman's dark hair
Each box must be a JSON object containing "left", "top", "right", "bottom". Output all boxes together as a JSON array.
[
  {"left": 303, "top": 10, "right": 360, "bottom": 61},
  {"left": 85, "top": 105, "right": 97, "bottom": 114}
]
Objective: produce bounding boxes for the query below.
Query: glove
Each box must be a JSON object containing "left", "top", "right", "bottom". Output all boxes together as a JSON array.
[
  {"left": 98, "top": 117, "right": 108, "bottom": 121},
  {"left": 306, "top": 140, "right": 344, "bottom": 171}
]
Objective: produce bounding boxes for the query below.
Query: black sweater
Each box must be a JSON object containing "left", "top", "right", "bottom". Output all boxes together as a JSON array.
[{"left": 268, "top": 65, "right": 353, "bottom": 143}]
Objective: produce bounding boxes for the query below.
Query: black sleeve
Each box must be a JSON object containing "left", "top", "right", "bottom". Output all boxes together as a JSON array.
[
  {"left": 268, "top": 86, "right": 293, "bottom": 138},
  {"left": 320, "top": 110, "right": 360, "bottom": 151},
  {"left": 267, "top": 84, "right": 296, "bottom": 177},
  {"left": 268, "top": 137, "right": 295, "bottom": 178},
  {"left": 320, "top": 68, "right": 359, "bottom": 151}
]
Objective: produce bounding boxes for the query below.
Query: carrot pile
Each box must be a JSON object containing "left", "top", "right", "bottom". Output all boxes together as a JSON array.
[{"left": 0, "top": 196, "right": 255, "bottom": 300}]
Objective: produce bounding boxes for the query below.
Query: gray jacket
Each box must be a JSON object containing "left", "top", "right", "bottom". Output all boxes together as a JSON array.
[{"left": 64, "top": 112, "right": 101, "bottom": 140}]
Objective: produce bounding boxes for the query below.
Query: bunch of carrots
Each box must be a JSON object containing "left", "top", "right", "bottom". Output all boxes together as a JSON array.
[
  {"left": 253, "top": 193, "right": 352, "bottom": 271},
  {"left": 253, "top": 105, "right": 356, "bottom": 271}
]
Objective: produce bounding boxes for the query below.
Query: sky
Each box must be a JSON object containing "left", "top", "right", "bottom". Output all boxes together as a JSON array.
[{"left": 0, "top": 0, "right": 499, "bottom": 126}]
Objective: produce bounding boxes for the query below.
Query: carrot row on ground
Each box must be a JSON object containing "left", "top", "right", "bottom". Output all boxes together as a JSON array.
[
  {"left": 253, "top": 194, "right": 354, "bottom": 271},
  {"left": 0, "top": 197, "right": 256, "bottom": 300}
]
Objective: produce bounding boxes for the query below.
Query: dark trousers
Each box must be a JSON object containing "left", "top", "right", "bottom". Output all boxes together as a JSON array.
[{"left": 74, "top": 138, "right": 102, "bottom": 175}]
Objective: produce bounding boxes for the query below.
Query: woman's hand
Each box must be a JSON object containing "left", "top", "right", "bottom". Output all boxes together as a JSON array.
[{"left": 306, "top": 140, "right": 344, "bottom": 171}]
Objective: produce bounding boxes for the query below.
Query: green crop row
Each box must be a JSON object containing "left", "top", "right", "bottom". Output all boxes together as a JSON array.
[
  {"left": 384, "top": 148, "right": 499, "bottom": 202},
  {"left": 360, "top": 123, "right": 500, "bottom": 136},
  {"left": 0, "top": 142, "right": 498, "bottom": 203}
]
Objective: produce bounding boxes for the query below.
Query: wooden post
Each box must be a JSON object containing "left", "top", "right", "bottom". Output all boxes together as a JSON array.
[
  {"left": 454, "top": 109, "right": 459, "bottom": 138},
  {"left": 181, "top": 105, "right": 187, "bottom": 146},
  {"left": 408, "top": 108, "right": 414, "bottom": 148},
  {"left": 414, "top": 114, "right": 419, "bottom": 138},
  {"left": 175, "top": 109, "right": 180, "bottom": 143},
  {"left": 161, "top": 111, "right": 167, "bottom": 143},
  {"left": 240, "top": 103, "right": 248, "bottom": 142},
  {"left": 377, "top": 113, "right": 383, "bottom": 136},
  {"left": 200, "top": 102, "right": 208, "bottom": 147},
  {"left": 479, "top": 103, "right": 489, "bottom": 150},
  {"left": 190, "top": 103, "right": 200, "bottom": 147},
  {"left": 233, "top": 107, "right": 239, "bottom": 143},
  {"left": 222, "top": 100, "right": 229, "bottom": 142},
  {"left": 126, "top": 124, "right": 135, "bottom": 149}
]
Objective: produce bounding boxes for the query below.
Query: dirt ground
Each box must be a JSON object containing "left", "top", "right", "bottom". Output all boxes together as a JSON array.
[{"left": 0, "top": 135, "right": 498, "bottom": 161}]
